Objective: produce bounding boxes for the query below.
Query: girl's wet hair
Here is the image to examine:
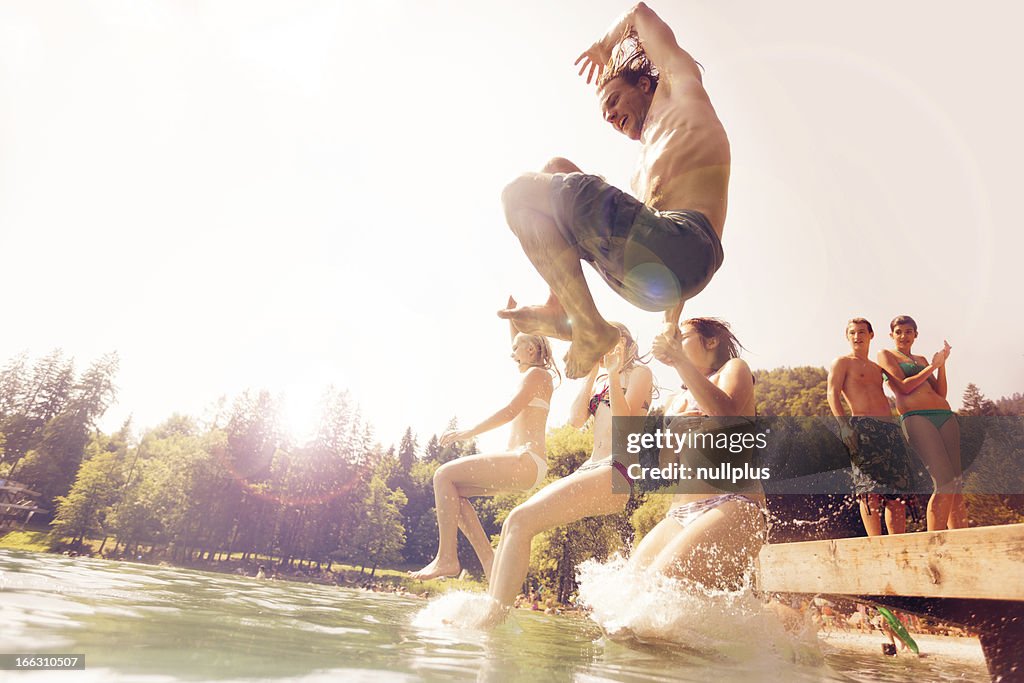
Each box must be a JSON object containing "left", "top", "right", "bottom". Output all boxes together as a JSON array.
[
  {"left": 518, "top": 333, "right": 562, "bottom": 383},
  {"left": 890, "top": 315, "right": 918, "bottom": 333},
  {"left": 608, "top": 322, "right": 647, "bottom": 370},
  {"left": 682, "top": 317, "right": 744, "bottom": 370},
  {"left": 601, "top": 322, "right": 658, "bottom": 400}
]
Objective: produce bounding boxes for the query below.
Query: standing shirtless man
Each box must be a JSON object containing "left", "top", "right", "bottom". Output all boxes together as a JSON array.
[
  {"left": 828, "top": 318, "right": 918, "bottom": 536},
  {"left": 499, "top": 3, "right": 730, "bottom": 378}
]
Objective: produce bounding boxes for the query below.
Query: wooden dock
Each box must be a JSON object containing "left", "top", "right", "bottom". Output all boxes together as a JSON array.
[
  {"left": 758, "top": 523, "right": 1024, "bottom": 682},
  {"left": 0, "top": 479, "right": 47, "bottom": 529}
]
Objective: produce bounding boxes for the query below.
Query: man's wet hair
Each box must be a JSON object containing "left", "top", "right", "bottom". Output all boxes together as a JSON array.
[
  {"left": 598, "top": 31, "right": 660, "bottom": 92},
  {"left": 847, "top": 317, "right": 874, "bottom": 335}
]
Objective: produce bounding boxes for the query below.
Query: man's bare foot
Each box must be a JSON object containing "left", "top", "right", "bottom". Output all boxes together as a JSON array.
[
  {"left": 409, "top": 557, "right": 461, "bottom": 581},
  {"left": 565, "top": 321, "right": 619, "bottom": 379},
  {"left": 497, "top": 303, "right": 571, "bottom": 341}
]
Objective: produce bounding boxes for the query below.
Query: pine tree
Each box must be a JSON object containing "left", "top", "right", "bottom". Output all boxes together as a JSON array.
[{"left": 962, "top": 383, "right": 997, "bottom": 416}]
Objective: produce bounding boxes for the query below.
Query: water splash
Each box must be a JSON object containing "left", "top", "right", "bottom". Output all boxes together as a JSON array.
[
  {"left": 576, "top": 555, "right": 821, "bottom": 666},
  {"left": 411, "top": 590, "right": 504, "bottom": 631}
]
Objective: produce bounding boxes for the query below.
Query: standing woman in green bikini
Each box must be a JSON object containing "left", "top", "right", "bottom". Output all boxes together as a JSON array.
[{"left": 876, "top": 315, "right": 965, "bottom": 531}]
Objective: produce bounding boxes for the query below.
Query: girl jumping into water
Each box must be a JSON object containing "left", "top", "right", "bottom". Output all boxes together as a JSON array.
[
  {"left": 630, "top": 318, "right": 766, "bottom": 589},
  {"left": 482, "top": 323, "right": 653, "bottom": 621},
  {"left": 877, "top": 315, "right": 965, "bottom": 531},
  {"left": 410, "top": 298, "right": 559, "bottom": 580}
]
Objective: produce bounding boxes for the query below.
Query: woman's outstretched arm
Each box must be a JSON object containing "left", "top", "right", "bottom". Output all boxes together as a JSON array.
[{"left": 441, "top": 368, "right": 551, "bottom": 446}]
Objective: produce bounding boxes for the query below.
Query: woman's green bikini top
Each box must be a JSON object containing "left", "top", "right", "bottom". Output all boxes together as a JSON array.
[{"left": 896, "top": 351, "right": 926, "bottom": 376}]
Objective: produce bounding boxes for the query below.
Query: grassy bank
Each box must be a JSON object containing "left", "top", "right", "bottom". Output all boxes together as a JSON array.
[{"left": 0, "top": 529, "right": 53, "bottom": 552}]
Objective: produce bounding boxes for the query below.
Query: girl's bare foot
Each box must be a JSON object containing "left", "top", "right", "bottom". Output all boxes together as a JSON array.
[{"left": 409, "top": 557, "right": 461, "bottom": 581}]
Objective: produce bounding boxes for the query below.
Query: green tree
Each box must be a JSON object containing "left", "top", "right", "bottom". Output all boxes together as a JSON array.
[
  {"left": 961, "top": 383, "right": 997, "bottom": 416},
  {"left": 8, "top": 353, "right": 118, "bottom": 507},
  {"left": 51, "top": 435, "right": 126, "bottom": 545},
  {"left": 349, "top": 474, "right": 407, "bottom": 576},
  {"left": 753, "top": 366, "right": 830, "bottom": 416},
  {"left": 995, "top": 392, "right": 1024, "bottom": 416}
]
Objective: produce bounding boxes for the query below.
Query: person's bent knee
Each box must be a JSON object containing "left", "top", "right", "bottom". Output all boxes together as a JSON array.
[
  {"left": 541, "top": 157, "right": 581, "bottom": 174},
  {"left": 501, "top": 505, "right": 537, "bottom": 540},
  {"left": 433, "top": 463, "right": 454, "bottom": 486},
  {"left": 501, "top": 174, "right": 534, "bottom": 213}
]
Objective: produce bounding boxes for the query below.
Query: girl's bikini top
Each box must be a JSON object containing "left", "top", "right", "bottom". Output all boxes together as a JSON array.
[
  {"left": 588, "top": 385, "right": 611, "bottom": 416},
  {"left": 527, "top": 397, "right": 550, "bottom": 410},
  {"left": 896, "top": 351, "right": 927, "bottom": 377},
  {"left": 587, "top": 382, "right": 651, "bottom": 416}
]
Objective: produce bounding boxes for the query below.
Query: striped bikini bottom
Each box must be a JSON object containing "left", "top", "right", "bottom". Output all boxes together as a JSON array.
[{"left": 666, "top": 493, "right": 767, "bottom": 539}]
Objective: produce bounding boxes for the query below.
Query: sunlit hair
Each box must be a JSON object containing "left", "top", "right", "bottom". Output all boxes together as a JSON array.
[
  {"left": 597, "top": 322, "right": 657, "bottom": 400},
  {"left": 683, "top": 317, "right": 744, "bottom": 371},
  {"left": 609, "top": 322, "right": 647, "bottom": 370},
  {"left": 847, "top": 317, "right": 874, "bottom": 335},
  {"left": 597, "top": 30, "right": 660, "bottom": 92},
  {"left": 517, "top": 333, "right": 562, "bottom": 384},
  {"left": 890, "top": 315, "right": 918, "bottom": 333}
]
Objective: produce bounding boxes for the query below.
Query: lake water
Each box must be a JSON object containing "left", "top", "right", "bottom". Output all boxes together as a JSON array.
[{"left": 0, "top": 550, "right": 989, "bottom": 682}]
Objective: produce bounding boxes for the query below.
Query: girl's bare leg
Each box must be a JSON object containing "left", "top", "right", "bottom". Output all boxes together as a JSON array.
[
  {"left": 457, "top": 497, "right": 495, "bottom": 578},
  {"left": 859, "top": 494, "right": 883, "bottom": 537},
  {"left": 629, "top": 517, "right": 685, "bottom": 571},
  {"left": 647, "top": 500, "right": 765, "bottom": 590},
  {"left": 884, "top": 500, "right": 907, "bottom": 535},
  {"left": 410, "top": 451, "right": 537, "bottom": 580},
  {"left": 903, "top": 415, "right": 958, "bottom": 532},
  {"left": 939, "top": 418, "right": 969, "bottom": 529},
  {"left": 487, "top": 467, "right": 629, "bottom": 609}
]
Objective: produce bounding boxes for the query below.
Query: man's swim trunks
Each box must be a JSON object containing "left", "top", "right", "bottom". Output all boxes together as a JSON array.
[
  {"left": 549, "top": 172, "right": 724, "bottom": 312},
  {"left": 847, "top": 417, "right": 913, "bottom": 496}
]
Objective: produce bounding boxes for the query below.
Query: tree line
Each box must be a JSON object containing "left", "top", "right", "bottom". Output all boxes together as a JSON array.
[{"left": 1, "top": 354, "right": 1021, "bottom": 601}]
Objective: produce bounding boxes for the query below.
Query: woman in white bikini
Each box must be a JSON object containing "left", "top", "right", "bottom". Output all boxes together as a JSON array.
[
  {"left": 410, "top": 298, "right": 558, "bottom": 580},
  {"left": 483, "top": 323, "right": 653, "bottom": 619},
  {"left": 630, "top": 317, "right": 766, "bottom": 589}
]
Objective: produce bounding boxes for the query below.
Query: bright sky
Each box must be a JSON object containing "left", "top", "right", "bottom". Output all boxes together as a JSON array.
[{"left": 2, "top": 1, "right": 1021, "bottom": 454}]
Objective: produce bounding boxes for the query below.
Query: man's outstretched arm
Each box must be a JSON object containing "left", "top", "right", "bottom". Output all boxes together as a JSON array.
[{"left": 576, "top": 3, "right": 701, "bottom": 84}]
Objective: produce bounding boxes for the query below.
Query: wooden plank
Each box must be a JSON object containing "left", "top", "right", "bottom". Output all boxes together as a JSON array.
[
  {"left": 0, "top": 503, "right": 47, "bottom": 512},
  {"left": 757, "top": 523, "right": 1024, "bottom": 601},
  {"left": 0, "top": 483, "right": 41, "bottom": 496}
]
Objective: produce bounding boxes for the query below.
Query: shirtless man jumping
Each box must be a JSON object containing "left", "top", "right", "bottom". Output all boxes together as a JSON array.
[
  {"left": 499, "top": 3, "right": 730, "bottom": 378},
  {"left": 828, "top": 318, "right": 930, "bottom": 536}
]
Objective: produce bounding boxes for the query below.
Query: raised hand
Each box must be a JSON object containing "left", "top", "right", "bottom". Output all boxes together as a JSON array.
[
  {"left": 651, "top": 331, "right": 682, "bottom": 366},
  {"left": 604, "top": 339, "right": 626, "bottom": 376},
  {"left": 439, "top": 429, "right": 470, "bottom": 449},
  {"left": 574, "top": 43, "right": 610, "bottom": 85}
]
